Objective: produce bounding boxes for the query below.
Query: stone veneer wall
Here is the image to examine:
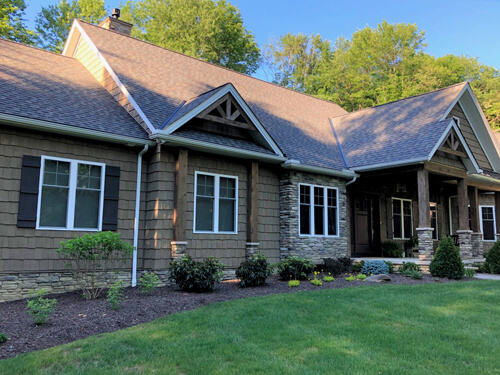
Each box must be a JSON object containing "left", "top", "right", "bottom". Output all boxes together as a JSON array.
[{"left": 280, "top": 171, "right": 349, "bottom": 263}]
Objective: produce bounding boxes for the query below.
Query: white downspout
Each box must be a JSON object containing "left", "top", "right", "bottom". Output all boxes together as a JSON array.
[{"left": 132, "top": 144, "right": 149, "bottom": 287}]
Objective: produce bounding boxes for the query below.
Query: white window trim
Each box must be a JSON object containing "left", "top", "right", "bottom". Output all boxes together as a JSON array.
[
  {"left": 298, "top": 183, "right": 339, "bottom": 238},
  {"left": 430, "top": 202, "right": 438, "bottom": 241},
  {"left": 193, "top": 171, "right": 238, "bottom": 234},
  {"left": 392, "top": 197, "right": 413, "bottom": 240},
  {"left": 36, "top": 155, "right": 105, "bottom": 231},
  {"left": 479, "top": 205, "right": 497, "bottom": 242}
]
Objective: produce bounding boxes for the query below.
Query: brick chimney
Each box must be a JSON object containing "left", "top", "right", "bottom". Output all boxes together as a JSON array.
[{"left": 99, "top": 8, "right": 133, "bottom": 36}]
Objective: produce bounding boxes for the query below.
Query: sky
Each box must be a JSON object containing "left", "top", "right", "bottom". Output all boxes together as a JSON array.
[{"left": 23, "top": 0, "right": 500, "bottom": 80}]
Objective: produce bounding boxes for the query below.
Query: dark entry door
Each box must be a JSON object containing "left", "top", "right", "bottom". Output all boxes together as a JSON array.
[{"left": 353, "top": 194, "right": 380, "bottom": 256}]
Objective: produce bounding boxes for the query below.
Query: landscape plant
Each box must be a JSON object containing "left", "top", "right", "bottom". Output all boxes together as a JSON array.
[
  {"left": 399, "top": 262, "right": 421, "bottom": 273},
  {"left": 464, "top": 268, "right": 476, "bottom": 278},
  {"left": 384, "top": 261, "right": 395, "bottom": 274},
  {"left": 138, "top": 272, "right": 161, "bottom": 294},
  {"left": 345, "top": 274, "right": 356, "bottom": 282},
  {"left": 0, "top": 332, "right": 8, "bottom": 344},
  {"left": 356, "top": 273, "right": 367, "bottom": 281},
  {"left": 430, "top": 237, "right": 464, "bottom": 279},
  {"left": 351, "top": 261, "right": 364, "bottom": 273},
  {"left": 485, "top": 241, "right": 500, "bottom": 274},
  {"left": 323, "top": 274, "right": 334, "bottom": 282},
  {"left": 361, "top": 260, "right": 389, "bottom": 275},
  {"left": 276, "top": 256, "right": 315, "bottom": 280},
  {"left": 170, "top": 255, "right": 225, "bottom": 292},
  {"left": 57, "top": 232, "right": 134, "bottom": 299},
  {"left": 310, "top": 271, "right": 322, "bottom": 286},
  {"left": 288, "top": 279, "right": 300, "bottom": 287},
  {"left": 235, "top": 252, "right": 273, "bottom": 287},
  {"left": 323, "top": 257, "right": 352, "bottom": 276},
  {"left": 26, "top": 289, "right": 57, "bottom": 325},
  {"left": 382, "top": 241, "right": 404, "bottom": 258},
  {"left": 107, "top": 280, "right": 124, "bottom": 310}
]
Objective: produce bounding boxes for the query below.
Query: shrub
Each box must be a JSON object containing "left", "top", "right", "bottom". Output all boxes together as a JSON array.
[
  {"left": 361, "top": 260, "right": 389, "bottom": 275},
  {"left": 170, "top": 255, "right": 225, "bottom": 292},
  {"left": 464, "top": 268, "right": 476, "bottom": 278},
  {"left": 57, "top": 232, "right": 134, "bottom": 299},
  {"left": 384, "top": 261, "right": 394, "bottom": 274},
  {"left": 351, "top": 261, "right": 364, "bottom": 273},
  {"left": 323, "top": 275, "right": 334, "bottom": 282},
  {"left": 382, "top": 241, "right": 403, "bottom": 258},
  {"left": 356, "top": 273, "right": 367, "bottom": 281},
  {"left": 26, "top": 289, "right": 57, "bottom": 325},
  {"left": 485, "top": 241, "right": 500, "bottom": 274},
  {"left": 138, "top": 272, "right": 161, "bottom": 294},
  {"left": 404, "top": 236, "right": 419, "bottom": 249},
  {"left": 476, "top": 262, "right": 490, "bottom": 273},
  {"left": 236, "top": 252, "right": 273, "bottom": 288},
  {"left": 403, "top": 270, "right": 423, "bottom": 279},
  {"left": 288, "top": 280, "right": 300, "bottom": 287},
  {"left": 323, "top": 257, "right": 352, "bottom": 276},
  {"left": 430, "top": 237, "right": 464, "bottom": 279},
  {"left": 0, "top": 332, "right": 8, "bottom": 344},
  {"left": 276, "top": 257, "right": 315, "bottom": 281},
  {"left": 107, "top": 280, "right": 124, "bottom": 310},
  {"left": 399, "top": 262, "right": 421, "bottom": 273},
  {"left": 345, "top": 274, "right": 356, "bottom": 281}
]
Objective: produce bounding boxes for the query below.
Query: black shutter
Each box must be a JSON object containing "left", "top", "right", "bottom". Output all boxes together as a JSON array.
[
  {"left": 17, "top": 155, "right": 41, "bottom": 228},
  {"left": 102, "top": 165, "right": 120, "bottom": 231}
]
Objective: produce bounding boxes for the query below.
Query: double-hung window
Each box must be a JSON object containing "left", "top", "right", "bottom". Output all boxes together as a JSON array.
[
  {"left": 392, "top": 198, "right": 412, "bottom": 239},
  {"left": 299, "top": 184, "right": 338, "bottom": 236},
  {"left": 480, "top": 205, "right": 496, "bottom": 241},
  {"left": 37, "top": 156, "right": 105, "bottom": 230},
  {"left": 194, "top": 172, "right": 238, "bottom": 233}
]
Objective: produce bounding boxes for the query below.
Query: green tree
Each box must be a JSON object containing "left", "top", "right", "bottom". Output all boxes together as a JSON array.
[
  {"left": 0, "top": 0, "right": 36, "bottom": 44},
  {"left": 35, "top": 0, "right": 107, "bottom": 52},
  {"left": 120, "top": 0, "right": 260, "bottom": 74}
]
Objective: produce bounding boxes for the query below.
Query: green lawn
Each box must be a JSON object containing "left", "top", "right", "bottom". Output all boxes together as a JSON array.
[{"left": 1, "top": 281, "right": 499, "bottom": 375}]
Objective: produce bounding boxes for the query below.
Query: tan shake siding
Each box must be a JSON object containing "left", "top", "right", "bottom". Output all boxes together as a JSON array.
[
  {"left": 0, "top": 125, "right": 145, "bottom": 273},
  {"left": 430, "top": 153, "right": 466, "bottom": 170},
  {"left": 447, "top": 103, "right": 492, "bottom": 170},
  {"left": 73, "top": 37, "right": 151, "bottom": 134},
  {"left": 257, "top": 166, "right": 280, "bottom": 263}
]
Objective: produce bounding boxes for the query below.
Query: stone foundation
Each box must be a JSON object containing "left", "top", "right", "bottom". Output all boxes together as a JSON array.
[
  {"left": 457, "top": 230, "right": 473, "bottom": 260},
  {"left": 471, "top": 233, "right": 484, "bottom": 258},
  {"left": 171, "top": 241, "right": 188, "bottom": 260},
  {"left": 245, "top": 242, "right": 259, "bottom": 258},
  {"left": 417, "top": 228, "right": 434, "bottom": 261},
  {"left": 279, "top": 171, "right": 348, "bottom": 263},
  {"left": 0, "top": 270, "right": 171, "bottom": 303}
]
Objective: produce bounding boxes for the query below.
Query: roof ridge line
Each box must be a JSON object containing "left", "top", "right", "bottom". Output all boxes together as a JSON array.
[
  {"left": 330, "top": 81, "right": 468, "bottom": 121},
  {"left": 75, "top": 19, "right": 349, "bottom": 111}
]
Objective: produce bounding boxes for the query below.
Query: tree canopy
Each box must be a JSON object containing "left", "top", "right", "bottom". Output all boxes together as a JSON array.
[
  {"left": 0, "top": 0, "right": 36, "bottom": 44},
  {"left": 265, "top": 20, "right": 500, "bottom": 129},
  {"left": 120, "top": 0, "right": 260, "bottom": 74},
  {"left": 35, "top": 0, "right": 107, "bottom": 52}
]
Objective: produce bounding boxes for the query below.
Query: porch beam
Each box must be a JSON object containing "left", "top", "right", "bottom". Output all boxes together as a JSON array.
[
  {"left": 424, "top": 161, "right": 467, "bottom": 179},
  {"left": 457, "top": 178, "right": 469, "bottom": 230},
  {"left": 467, "top": 179, "right": 500, "bottom": 192},
  {"left": 247, "top": 161, "right": 259, "bottom": 243},
  {"left": 417, "top": 168, "right": 430, "bottom": 228},
  {"left": 173, "top": 148, "right": 188, "bottom": 241},
  {"left": 468, "top": 186, "right": 480, "bottom": 232}
]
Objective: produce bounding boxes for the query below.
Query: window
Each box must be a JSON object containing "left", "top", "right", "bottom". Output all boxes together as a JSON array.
[
  {"left": 480, "top": 205, "right": 496, "bottom": 241},
  {"left": 194, "top": 172, "right": 238, "bottom": 233},
  {"left": 299, "top": 184, "right": 338, "bottom": 237},
  {"left": 392, "top": 198, "right": 412, "bottom": 239},
  {"left": 430, "top": 203, "right": 438, "bottom": 240},
  {"left": 37, "top": 156, "right": 105, "bottom": 230}
]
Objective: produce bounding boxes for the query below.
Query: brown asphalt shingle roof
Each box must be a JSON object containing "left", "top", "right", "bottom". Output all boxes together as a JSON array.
[
  {"left": 77, "top": 21, "right": 350, "bottom": 170},
  {"left": 0, "top": 39, "right": 149, "bottom": 140}
]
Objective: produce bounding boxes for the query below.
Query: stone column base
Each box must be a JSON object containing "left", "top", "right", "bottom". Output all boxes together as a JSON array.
[
  {"left": 171, "top": 241, "right": 188, "bottom": 260},
  {"left": 457, "top": 230, "right": 473, "bottom": 260},
  {"left": 471, "top": 233, "right": 484, "bottom": 258},
  {"left": 245, "top": 242, "right": 260, "bottom": 258},
  {"left": 417, "top": 228, "right": 434, "bottom": 261}
]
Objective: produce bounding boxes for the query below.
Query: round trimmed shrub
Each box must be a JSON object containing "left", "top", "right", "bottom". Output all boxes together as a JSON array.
[
  {"left": 429, "top": 236, "right": 464, "bottom": 279},
  {"left": 485, "top": 241, "right": 500, "bottom": 274},
  {"left": 276, "top": 257, "right": 315, "bottom": 280},
  {"left": 236, "top": 252, "right": 273, "bottom": 287},
  {"left": 361, "top": 260, "right": 389, "bottom": 275},
  {"left": 382, "top": 241, "right": 403, "bottom": 258},
  {"left": 170, "top": 255, "right": 225, "bottom": 292}
]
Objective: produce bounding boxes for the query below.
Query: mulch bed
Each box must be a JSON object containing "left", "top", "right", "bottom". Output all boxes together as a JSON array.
[{"left": 0, "top": 273, "right": 468, "bottom": 359}]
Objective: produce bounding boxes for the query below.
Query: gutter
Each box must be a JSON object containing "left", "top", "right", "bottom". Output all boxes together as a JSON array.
[
  {"left": 132, "top": 144, "right": 149, "bottom": 287},
  {"left": 351, "top": 158, "right": 428, "bottom": 172},
  {"left": 282, "top": 159, "right": 357, "bottom": 179},
  {"left": 0, "top": 113, "right": 155, "bottom": 147}
]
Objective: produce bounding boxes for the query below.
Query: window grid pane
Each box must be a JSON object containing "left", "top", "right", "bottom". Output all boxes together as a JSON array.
[
  {"left": 482, "top": 207, "right": 495, "bottom": 241},
  {"left": 218, "top": 177, "right": 236, "bottom": 232},
  {"left": 300, "top": 185, "right": 311, "bottom": 235}
]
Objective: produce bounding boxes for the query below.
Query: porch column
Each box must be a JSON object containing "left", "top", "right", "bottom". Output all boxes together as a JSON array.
[
  {"left": 469, "top": 186, "right": 483, "bottom": 258},
  {"left": 171, "top": 148, "right": 188, "bottom": 260},
  {"left": 246, "top": 161, "right": 259, "bottom": 258},
  {"left": 457, "top": 178, "right": 473, "bottom": 259},
  {"left": 416, "top": 169, "right": 434, "bottom": 261},
  {"left": 495, "top": 192, "right": 500, "bottom": 241}
]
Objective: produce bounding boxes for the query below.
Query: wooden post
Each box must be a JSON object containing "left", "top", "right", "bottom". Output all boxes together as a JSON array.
[
  {"left": 417, "top": 169, "right": 430, "bottom": 228},
  {"left": 457, "top": 178, "right": 469, "bottom": 230},
  {"left": 247, "top": 161, "right": 259, "bottom": 243},
  {"left": 173, "top": 148, "right": 188, "bottom": 241},
  {"left": 495, "top": 192, "right": 500, "bottom": 236},
  {"left": 468, "top": 186, "right": 480, "bottom": 232}
]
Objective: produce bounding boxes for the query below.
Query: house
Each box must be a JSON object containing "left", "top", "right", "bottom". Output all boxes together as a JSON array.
[{"left": 1, "top": 13, "right": 500, "bottom": 301}]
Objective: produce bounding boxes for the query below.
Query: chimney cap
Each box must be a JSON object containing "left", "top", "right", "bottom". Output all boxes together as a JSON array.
[{"left": 111, "top": 8, "right": 120, "bottom": 19}]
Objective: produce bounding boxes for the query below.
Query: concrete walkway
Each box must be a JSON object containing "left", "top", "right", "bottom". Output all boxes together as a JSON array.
[{"left": 474, "top": 273, "right": 500, "bottom": 280}]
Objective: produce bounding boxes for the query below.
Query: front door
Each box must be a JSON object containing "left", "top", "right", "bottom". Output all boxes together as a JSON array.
[{"left": 353, "top": 193, "right": 380, "bottom": 256}]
